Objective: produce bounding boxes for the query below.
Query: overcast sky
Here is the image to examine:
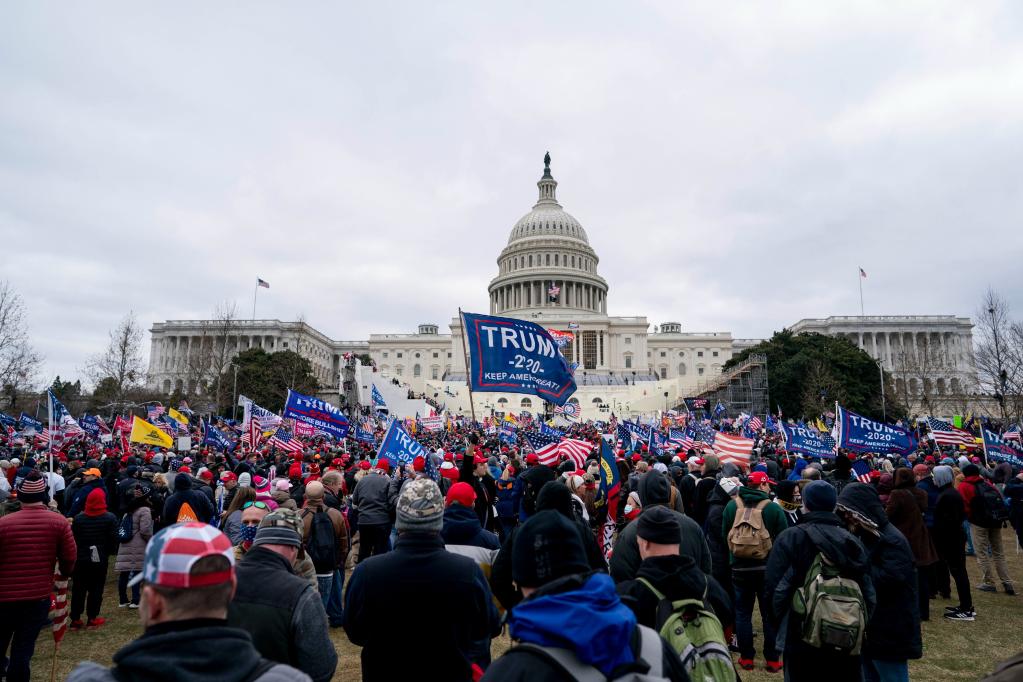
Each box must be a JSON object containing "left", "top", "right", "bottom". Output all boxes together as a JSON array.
[{"left": 3, "top": 2, "right": 1022, "bottom": 386}]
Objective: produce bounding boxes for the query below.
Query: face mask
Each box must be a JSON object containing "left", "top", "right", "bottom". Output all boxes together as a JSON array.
[{"left": 239, "top": 524, "right": 258, "bottom": 546}]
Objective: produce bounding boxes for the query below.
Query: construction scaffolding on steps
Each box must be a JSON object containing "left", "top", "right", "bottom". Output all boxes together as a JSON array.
[{"left": 678, "top": 353, "right": 770, "bottom": 418}]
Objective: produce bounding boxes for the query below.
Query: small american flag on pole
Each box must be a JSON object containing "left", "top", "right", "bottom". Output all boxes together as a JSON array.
[
  {"left": 257, "top": 278, "right": 270, "bottom": 289},
  {"left": 859, "top": 267, "right": 867, "bottom": 278}
]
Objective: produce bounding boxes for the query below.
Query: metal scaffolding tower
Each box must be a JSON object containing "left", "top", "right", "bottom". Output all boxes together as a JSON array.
[{"left": 688, "top": 353, "right": 770, "bottom": 418}]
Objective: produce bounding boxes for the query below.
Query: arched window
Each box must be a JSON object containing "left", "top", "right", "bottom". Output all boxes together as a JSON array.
[
  {"left": 908, "top": 378, "right": 918, "bottom": 394},
  {"left": 568, "top": 397, "right": 580, "bottom": 405},
  {"left": 413, "top": 364, "right": 421, "bottom": 377},
  {"left": 520, "top": 398, "right": 532, "bottom": 408},
  {"left": 497, "top": 397, "right": 508, "bottom": 406},
  {"left": 528, "top": 255, "right": 533, "bottom": 266},
  {"left": 936, "top": 378, "right": 946, "bottom": 395},
  {"left": 546, "top": 254, "right": 551, "bottom": 266},
  {"left": 554, "top": 254, "right": 559, "bottom": 266},
  {"left": 624, "top": 353, "right": 633, "bottom": 369},
  {"left": 162, "top": 379, "right": 171, "bottom": 393},
  {"left": 951, "top": 377, "right": 962, "bottom": 394},
  {"left": 678, "top": 363, "right": 687, "bottom": 376},
  {"left": 660, "top": 367, "right": 668, "bottom": 379},
  {"left": 592, "top": 397, "right": 603, "bottom": 404}
]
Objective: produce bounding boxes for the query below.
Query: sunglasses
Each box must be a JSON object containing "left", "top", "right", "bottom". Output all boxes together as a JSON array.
[{"left": 242, "top": 501, "right": 269, "bottom": 510}]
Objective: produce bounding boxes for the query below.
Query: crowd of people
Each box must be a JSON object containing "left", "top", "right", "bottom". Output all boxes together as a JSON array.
[{"left": 0, "top": 410, "right": 1022, "bottom": 682}]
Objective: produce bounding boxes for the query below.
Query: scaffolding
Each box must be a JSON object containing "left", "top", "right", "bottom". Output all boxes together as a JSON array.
[{"left": 682, "top": 353, "right": 770, "bottom": 418}]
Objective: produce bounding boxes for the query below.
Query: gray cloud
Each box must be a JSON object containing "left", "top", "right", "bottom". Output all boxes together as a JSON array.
[{"left": 1, "top": 1, "right": 1021, "bottom": 385}]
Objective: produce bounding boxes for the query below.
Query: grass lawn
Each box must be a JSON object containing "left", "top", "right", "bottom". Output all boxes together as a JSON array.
[{"left": 31, "top": 542, "right": 1023, "bottom": 681}]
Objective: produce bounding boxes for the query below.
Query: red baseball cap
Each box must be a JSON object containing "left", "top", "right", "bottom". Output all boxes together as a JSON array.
[
  {"left": 220, "top": 472, "right": 237, "bottom": 482},
  {"left": 525, "top": 453, "right": 539, "bottom": 465},
  {"left": 747, "top": 471, "right": 775, "bottom": 486},
  {"left": 359, "top": 460, "right": 372, "bottom": 470},
  {"left": 445, "top": 482, "right": 477, "bottom": 508},
  {"left": 375, "top": 459, "right": 391, "bottom": 472},
  {"left": 631, "top": 453, "right": 642, "bottom": 462},
  {"left": 473, "top": 453, "right": 488, "bottom": 464}
]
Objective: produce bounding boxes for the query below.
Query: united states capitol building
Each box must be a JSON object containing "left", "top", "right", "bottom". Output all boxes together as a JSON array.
[{"left": 148, "top": 156, "right": 978, "bottom": 418}]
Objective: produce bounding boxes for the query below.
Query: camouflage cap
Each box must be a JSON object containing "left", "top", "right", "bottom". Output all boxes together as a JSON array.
[
  {"left": 395, "top": 478, "right": 444, "bottom": 533},
  {"left": 252, "top": 508, "right": 303, "bottom": 548}
]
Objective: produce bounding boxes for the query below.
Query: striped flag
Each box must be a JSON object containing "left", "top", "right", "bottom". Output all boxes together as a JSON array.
[
  {"left": 926, "top": 417, "right": 976, "bottom": 447},
  {"left": 523, "top": 431, "right": 594, "bottom": 468},
  {"left": 49, "top": 569, "right": 70, "bottom": 644},
  {"left": 268, "top": 427, "right": 304, "bottom": 454},
  {"left": 851, "top": 459, "right": 873, "bottom": 484},
  {"left": 554, "top": 402, "right": 580, "bottom": 420},
  {"left": 1004, "top": 424, "right": 1021, "bottom": 442},
  {"left": 711, "top": 432, "right": 754, "bottom": 469},
  {"left": 747, "top": 416, "right": 763, "bottom": 432},
  {"left": 257, "top": 278, "right": 270, "bottom": 289}
]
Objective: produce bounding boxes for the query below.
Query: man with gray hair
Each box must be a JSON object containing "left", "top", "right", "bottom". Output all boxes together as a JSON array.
[{"left": 344, "top": 478, "right": 500, "bottom": 681}]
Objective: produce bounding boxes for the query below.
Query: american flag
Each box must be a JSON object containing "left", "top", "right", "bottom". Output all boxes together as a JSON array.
[
  {"left": 616, "top": 422, "right": 633, "bottom": 447},
  {"left": 257, "top": 278, "right": 270, "bottom": 289},
  {"left": 268, "top": 427, "right": 304, "bottom": 453},
  {"left": 554, "top": 402, "right": 580, "bottom": 419},
  {"left": 548, "top": 284, "right": 561, "bottom": 298},
  {"left": 851, "top": 459, "right": 872, "bottom": 484},
  {"left": 523, "top": 430, "right": 593, "bottom": 468},
  {"left": 711, "top": 432, "right": 754, "bottom": 469},
  {"left": 147, "top": 405, "right": 165, "bottom": 420},
  {"left": 1004, "top": 424, "right": 1021, "bottom": 442},
  {"left": 49, "top": 570, "right": 71, "bottom": 644},
  {"left": 747, "top": 416, "right": 763, "bottom": 432},
  {"left": 927, "top": 417, "right": 976, "bottom": 447}
]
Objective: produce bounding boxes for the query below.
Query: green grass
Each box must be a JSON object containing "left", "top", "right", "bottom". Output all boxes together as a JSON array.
[{"left": 32, "top": 545, "right": 1023, "bottom": 681}]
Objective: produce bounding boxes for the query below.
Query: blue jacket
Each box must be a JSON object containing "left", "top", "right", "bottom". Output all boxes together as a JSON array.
[
  {"left": 442, "top": 504, "right": 500, "bottom": 550},
  {"left": 495, "top": 477, "right": 523, "bottom": 520},
  {"left": 916, "top": 476, "right": 941, "bottom": 528}
]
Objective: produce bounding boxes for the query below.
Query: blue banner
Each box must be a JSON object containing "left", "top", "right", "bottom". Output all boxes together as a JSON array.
[
  {"left": 202, "top": 419, "right": 236, "bottom": 452},
  {"left": 371, "top": 384, "right": 387, "bottom": 410},
  {"left": 462, "top": 311, "right": 577, "bottom": 406},
  {"left": 0, "top": 412, "right": 15, "bottom": 429},
  {"left": 19, "top": 412, "right": 42, "bottom": 434},
  {"left": 835, "top": 405, "right": 916, "bottom": 456},
  {"left": 355, "top": 426, "right": 376, "bottom": 444},
  {"left": 539, "top": 422, "right": 564, "bottom": 440},
  {"left": 499, "top": 425, "right": 517, "bottom": 445},
  {"left": 782, "top": 424, "right": 837, "bottom": 459},
  {"left": 982, "top": 427, "right": 1023, "bottom": 467},
  {"left": 283, "top": 389, "right": 350, "bottom": 439},
  {"left": 80, "top": 414, "right": 101, "bottom": 438},
  {"left": 377, "top": 419, "right": 428, "bottom": 468},
  {"left": 598, "top": 436, "right": 620, "bottom": 499}
]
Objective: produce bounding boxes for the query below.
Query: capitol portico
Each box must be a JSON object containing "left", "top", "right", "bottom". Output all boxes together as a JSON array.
[{"left": 147, "top": 155, "right": 980, "bottom": 419}]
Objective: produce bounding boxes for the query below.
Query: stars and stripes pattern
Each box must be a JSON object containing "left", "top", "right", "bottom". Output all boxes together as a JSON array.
[
  {"left": 851, "top": 459, "right": 872, "bottom": 484},
  {"left": 147, "top": 405, "right": 166, "bottom": 420},
  {"left": 268, "top": 427, "right": 304, "bottom": 453},
  {"left": 523, "top": 430, "right": 594, "bottom": 468},
  {"left": 1004, "top": 424, "right": 1021, "bottom": 442},
  {"left": 49, "top": 571, "right": 70, "bottom": 644},
  {"left": 926, "top": 417, "right": 976, "bottom": 447},
  {"left": 554, "top": 401, "right": 580, "bottom": 419},
  {"left": 747, "top": 416, "right": 763, "bottom": 432},
  {"left": 711, "top": 432, "right": 754, "bottom": 469}
]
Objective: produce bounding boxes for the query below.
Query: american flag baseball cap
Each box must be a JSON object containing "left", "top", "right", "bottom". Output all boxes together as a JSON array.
[{"left": 128, "top": 522, "right": 235, "bottom": 588}]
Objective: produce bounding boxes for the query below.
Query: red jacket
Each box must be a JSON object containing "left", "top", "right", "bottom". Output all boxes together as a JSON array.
[
  {"left": 0, "top": 504, "right": 77, "bottom": 602},
  {"left": 958, "top": 475, "right": 985, "bottom": 520}
]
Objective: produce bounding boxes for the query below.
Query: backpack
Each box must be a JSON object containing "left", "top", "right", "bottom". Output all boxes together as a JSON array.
[
  {"left": 512, "top": 624, "right": 669, "bottom": 681},
  {"left": 176, "top": 501, "right": 198, "bottom": 523},
  {"left": 117, "top": 512, "right": 134, "bottom": 543},
  {"left": 638, "top": 578, "right": 735, "bottom": 682},
  {"left": 727, "top": 498, "right": 773, "bottom": 560},
  {"left": 304, "top": 509, "right": 338, "bottom": 573},
  {"left": 792, "top": 525, "right": 867, "bottom": 655},
  {"left": 970, "top": 480, "right": 1010, "bottom": 529}
]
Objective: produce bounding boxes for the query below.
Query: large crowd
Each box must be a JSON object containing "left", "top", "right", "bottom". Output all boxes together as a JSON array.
[{"left": 1, "top": 409, "right": 1022, "bottom": 682}]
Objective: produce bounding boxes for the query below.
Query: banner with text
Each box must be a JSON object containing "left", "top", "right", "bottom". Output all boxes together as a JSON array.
[
  {"left": 283, "top": 389, "right": 350, "bottom": 440},
  {"left": 782, "top": 424, "right": 838, "bottom": 458},
  {"left": 982, "top": 427, "right": 1023, "bottom": 467},
  {"left": 377, "top": 418, "right": 428, "bottom": 467},
  {"left": 835, "top": 405, "right": 917, "bottom": 456}
]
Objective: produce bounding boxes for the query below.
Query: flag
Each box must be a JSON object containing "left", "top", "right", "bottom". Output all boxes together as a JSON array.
[
  {"left": 129, "top": 416, "right": 174, "bottom": 448},
  {"left": 982, "top": 427, "right": 1023, "bottom": 467},
  {"left": 835, "top": 405, "right": 917, "bottom": 456},
  {"left": 851, "top": 459, "right": 872, "bottom": 484},
  {"left": 371, "top": 384, "right": 387, "bottom": 410},
  {"left": 268, "top": 427, "right": 304, "bottom": 454},
  {"left": 926, "top": 417, "right": 976, "bottom": 448},
  {"left": 292, "top": 420, "right": 316, "bottom": 437},
  {"left": 597, "top": 437, "right": 620, "bottom": 560},
  {"left": 377, "top": 419, "right": 428, "bottom": 468},
  {"left": 747, "top": 415, "right": 763, "bottom": 432},
  {"left": 112, "top": 415, "right": 132, "bottom": 434},
  {"left": 714, "top": 402, "right": 727, "bottom": 418},
  {"left": 0, "top": 412, "right": 16, "bottom": 429},
  {"left": 49, "top": 570, "right": 71, "bottom": 644},
  {"left": 257, "top": 278, "right": 270, "bottom": 288},
  {"left": 539, "top": 422, "right": 565, "bottom": 440},
  {"left": 48, "top": 390, "right": 83, "bottom": 447},
  {"left": 147, "top": 404, "right": 166, "bottom": 420},
  {"left": 18, "top": 413, "right": 42, "bottom": 435},
  {"left": 523, "top": 431, "right": 593, "bottom": 468},
  {"left": 1003, "top": 424, "right": 1021, "bottom": 442},
  {"left": 168, "top": 407, "right": 190, "bottom": 428},
  {"left": 548, "top": 284, "right": 560, "bottom": 302},
  {"left": 711, "top": 432, "right": 754, "bottom": 469},
  {"left": 201, "top": 419, "right": 236, "bottom": 452},
  {"left": 859, "top": 267, "right": 867, "bottom": 278},
  {"left": 554, "top": 401, "right": 580, "bottom": 420},
  {"left": 499, "top": 425, "right": 517, "bottom": 445}
]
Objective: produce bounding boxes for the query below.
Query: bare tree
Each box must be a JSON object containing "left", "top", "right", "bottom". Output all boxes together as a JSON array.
[
  {"left": 0, "top": 281, "right": 42, "bottom": 410},
  {"left": 892, "top": 343, "right": 947, "bottom": 416},
  {"left": 210, "top": 301, "right": 239, "bottom": 412},
  {"left": 86, "top": 311, "right": 145, "bottom": 404},
  {"left": 800, "top": 360, "right": 845, "bottom": 419},
  {"left": 974, "top": 289, "right": 1023, "bottom": 422}
]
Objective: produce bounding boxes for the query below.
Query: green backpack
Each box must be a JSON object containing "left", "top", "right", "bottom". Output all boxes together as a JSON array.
[
  {"left": 791, "top": 526, "right": 867, "bottom": 655},
  {"left": 638, "top": 578, "right": 736, "bottom": 682}
]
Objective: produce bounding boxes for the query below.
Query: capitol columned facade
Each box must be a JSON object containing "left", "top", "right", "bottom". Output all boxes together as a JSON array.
[{"left": 147, "top": 156, "right": 978, "bottom": 419}]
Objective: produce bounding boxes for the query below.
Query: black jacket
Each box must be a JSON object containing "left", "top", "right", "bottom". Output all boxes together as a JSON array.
[
  {"left": 837, "top": 483, "right": 922, "bottom": 662},
  {"left": 702, "top": 483, "right": 732, "bottom": 584},
  {"left": 692, "top": 474, "right": 719, "bottom": 526},
  {"left": 67, "top": 478, "right": 107, "bottom": 518},
  {"left": 343, "top": 532, "right": 501, "bottom": 682},
  {"left": 71, "top": 511, "right": 119, "bottom": 564},
  {"left": 617, "top": 554, "right": 733, "bottom": 630},
  {"left": 1004, "top": 477, "right": 1023, "bottom": 532},
  {"left": 933, "top": 484, "right": 967, "bottom": 556},
  {"left": 163, "top": 474, "right": 215, "bottom": 524}
]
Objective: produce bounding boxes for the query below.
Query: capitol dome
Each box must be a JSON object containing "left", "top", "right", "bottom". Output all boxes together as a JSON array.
[{"left": 489, "top": 154, "right": 609, "bottom": 316}]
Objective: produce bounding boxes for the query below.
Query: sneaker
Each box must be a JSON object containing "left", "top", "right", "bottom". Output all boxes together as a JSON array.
[
  {"left": 1003, "top": 583, "right": 1016, "bottom": 596},
  {"left": 118, "top": 602, "right": 130, "bottom": 608},
  {"left": 86, "top": 617, "right": 106, "bottom": 629},
  {"left": 944, "top": 605, "right": 961, "bottom": 613},
  {"left": 69, "top": 620, "right": 84, "bottom": 631},
  {"left": 765, "top": 660, "right": 784, "bottom": 673},
  {"left": 129, "top": 603, "right": 140, "bottom": 609},
  {"left": 977, "top": 584, "right": 997, "bottom": 593},
  {"left": 738, "top": 658, "right": 755, "bottom": 671},
  {"left": 943, "top": 608, "right": 976, "bottom": 621}
]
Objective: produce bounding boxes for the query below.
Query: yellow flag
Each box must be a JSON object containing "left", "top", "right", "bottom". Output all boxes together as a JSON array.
[
  {"left": 129, "top": 416, "right": 174, "bottom": 448},
  {"left": 504, "top": 413, "right": 516, "bottom": 424},
  {"left": 814, "top": 418, "right": 827, "bottom": 433},
  {"left": 168, "top": 407, "right": 189, "bottom": 426}
]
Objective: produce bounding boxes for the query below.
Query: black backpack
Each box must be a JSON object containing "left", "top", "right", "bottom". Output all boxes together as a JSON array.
[
  {"left": 304, "top": 509, "right": 338, "bottom": 573},
  {"left": 117, "top": 513, "right": 134, "bottom": 543},
  {"left": 971, "top": 481, "right": 1009, "bottom": 529}
]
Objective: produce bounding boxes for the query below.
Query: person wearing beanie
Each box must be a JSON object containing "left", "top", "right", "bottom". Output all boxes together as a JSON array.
[
  {"left": 616, "top": 506, "right": 733, "bottom": 634},
  {"left": 228, "top": 509, "right": 337, "bottom": 682},
  {"left": 836, "top": 483, "right": 922, "bottom": 679},
  {"left": 691, "top": 452, "right": 721, "bottom": 526},
  {"left": 299, "top": 480, "right": 349, "bottom": 627},
  {"left": 162, "top": 467, "right": 215, "bottom": 524},
  {"left": 271, "top": 479, "right": 298, "bottom": 511},
  {"left": 764, "top": 479, "right": 875, "bottom": 682},
  {"left": 0, "top": 472, "right": 76, "bottom": 681},
  {"left": 351, "top": 458, "right": 398, "bottom": 562},
  {"left": 494, "top": 462, "right": 523, "bottom": 544},
  {"left": 958, "top": 463, "right": 1015, "bottom": 595},
  {"left": 483, "top": 510, "right": 688, "bottom": 681},
  {"left": 826, "top": 453, "right": 856, "bottom": 497},
  {"left": 69, "top": 488, "right": 119, "bottom": 630},
  {"left": 344, "top": 479, "right": 500, "bottom": 681}
]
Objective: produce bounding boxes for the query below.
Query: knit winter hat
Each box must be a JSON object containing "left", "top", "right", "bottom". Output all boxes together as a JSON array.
[
  {"left": 16, "top": 471, "right": 48, "bottom": 504},
  {"left": 802, "top": 480, "right": 837, "bottom": 513},
  {"left": 637, "top": 506, "right": 678, "bottom": 545},
  {"left": 84, "top": 488, "right": 108, "bottom": 516},
  {"left": 932, "top": 465, "right": 954, "bottom": 487},
  {"left": 395, "top": 478, "right": 444, "bottom": 534},
  {"left": 237, "top": 472, "right": 252, "bottom": 488},
  {"left": 512, "top": 509, "right": 588, "bottom": 588},
  {"left": 252, "top": 508, "right": 303, "bottom": 548}
]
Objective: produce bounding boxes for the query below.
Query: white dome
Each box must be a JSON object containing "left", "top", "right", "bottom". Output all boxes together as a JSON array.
[{"left": 508, "top": 205, "right": 589, "bottom": 244}]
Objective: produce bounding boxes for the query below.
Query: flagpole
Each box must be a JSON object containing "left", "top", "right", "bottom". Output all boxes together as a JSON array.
[
  {"left": 980, "top": 428, "right": 991, "bottom": 470},
  {"left": 457, "top": 308, "right": 479, "bottom": 424},
  {"left": 858, "top": 268, "right": 864, "bottom": 316},
  {"left": 252, "top": 282, "right": 258, "bottom": 321}
]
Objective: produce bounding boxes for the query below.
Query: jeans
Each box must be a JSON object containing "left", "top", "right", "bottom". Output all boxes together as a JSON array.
[
  {"left": 971, "top": 524, "right": 1014, "bottom": 588},
  {"left": 315, "top": 574, "right": 333, "bottom": 612},
  {"left": 0, "top": 599, "right": 50, "bottom": 682},
  {"left": 358, "top": 523, "right": 391, "bottom": 562},
  {"left": 964, "top": 521, "right": 975, "bottom": 554},
  {"left": 325, "top": 568, "right": 345, "bottom": 626},
  {"left": 862, "top": 656, "right": 909, "bottom": 682},
  {"left": 118, "top": 570, "right": 141, "bottom": 605},
  {"left": 732, "top": 570, "right": 778, "bottom": 661},
  {"left": 70, "top": 561, "right": 108, "bottom": 621}
]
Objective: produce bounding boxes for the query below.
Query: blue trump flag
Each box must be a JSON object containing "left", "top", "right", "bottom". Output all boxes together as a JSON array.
[
  {"left": 371, "top": 384, "right": 387, "bottom": 410},
  {"left": 377, "top": 419, "right": 428, "bottom": 468},
  {"left": 79, "top": 414, "right": 101, "bottom": 439},
  {"left": 539, "top": 422, "right": 564, "bottom": 440},
  {"left": 19, "top": 412, "right": 42, "bottom": 434},
  {"left": 0, "top": 412, "right": 16, "bottom": 429},
  {"left": 283, "top": 389, "right": 350, "bottom": 439},
  {"left": 355, "top": 426, "right": 376, "bottom": 444},
  {"left": 982, "top": 427, "right": 1023, "bottom": 467},
  {"left": 835, "top": 405, "right": 916, "bottom": 456},
  {"left": 499, "top": 425, "right": 517, "bottom": 445},
  {"left": 202, "top": 419, "right": 236, "bottom": 452},
  {"left": 782, "top": 424, "right": 837, "bottom": 459},
  {"left": 461, "top": 311, "right": 577, "bottom": 406}
]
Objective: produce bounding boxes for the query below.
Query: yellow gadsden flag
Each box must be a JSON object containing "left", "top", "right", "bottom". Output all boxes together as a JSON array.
[
  {"left": 129, "top": 416, "right": 174, "bottom": 448},
  {"left": 168, "top": 407, "right": 189, "bottom": 426}
]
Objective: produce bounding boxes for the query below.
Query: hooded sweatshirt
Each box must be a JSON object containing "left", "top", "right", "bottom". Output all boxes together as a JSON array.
[{"left": 162, "top": 472, "right": 215, "bottom": 524}]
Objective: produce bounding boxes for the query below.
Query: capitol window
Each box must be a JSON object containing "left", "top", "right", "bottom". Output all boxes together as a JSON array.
[
  {"left": 713, "top": 351, "right": 719, "bottom": 357},
  {"left": 660, "top": 351, "right": 666, "bottom": 357},
  {"left": 698, "top": 367, "right": 705, "bottom": 376},
  {"left": 625, "top": 337, "right": 631, "bottom": 345},
  {"left": 432, "top": 352, "right": 438, "bottom": 358},
  {"left": 660, "top": 367, "right": 667, "bottom": 379},
  {"left": 520, "top": 398, "right": 532, "bottom": 408},
  {"left": 413, "top": 364, "right": 421, "bottom": 377},
  {"left": 679, "top": 363, "right": 687, "bottom": 375},
  {"left": 431, "top": 366, "right": 439, "bottom": 380},
  {"left": 697, "top": 351, "right": 703, "bottom": 357},
  {"left": 382, "top": 352, "right": 388, "bottom": 358},
  {"left": 546, "top": 254, "right": 551, "bottom": 265},
  {"left": 529, "top": 255, "right": 533, "bottom": 266},
  {"left": 625, "top": 355, "right": 632, "bottom": 368}
]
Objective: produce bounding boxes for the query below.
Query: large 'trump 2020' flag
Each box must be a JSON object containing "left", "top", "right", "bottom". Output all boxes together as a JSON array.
[
  {"left": 782, "top": 424, "right": 838, "bottom": 459},
  {"left": 835, "top": 405, "right": 916, "bottom": 456},
  {"left": 462, "top": 311, "right": 577, "bottom": 406},
  {"left": 283, "top": 389, "right": 350, "bottom": 440}
]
